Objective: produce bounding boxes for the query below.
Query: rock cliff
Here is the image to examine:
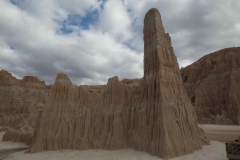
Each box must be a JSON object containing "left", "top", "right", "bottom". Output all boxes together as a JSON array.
[
  {"left": 181, "top": 47, "right": 240, "bottom": 125},
  {"left": 0, "top": 70, "right": 50, "bottom": 144},
  {"left": 28, "top": 8, "right": 209, "bottom": 159},
  {"left": 129, "top": 8, "right": 209, "bottom": 158}
]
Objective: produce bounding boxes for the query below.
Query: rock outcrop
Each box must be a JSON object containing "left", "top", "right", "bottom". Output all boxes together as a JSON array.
[
  {"left": 129, "top": 8, "right": 209, "bottom": 158},
  {"left": 181, "top": 47, "right": 240, "bottom": 125},
  {"left": 28, "top": 8, "right": 209, "bottom": 159},
  {"left": 0, "top": 70, "right": 50, "bottom": 143}
]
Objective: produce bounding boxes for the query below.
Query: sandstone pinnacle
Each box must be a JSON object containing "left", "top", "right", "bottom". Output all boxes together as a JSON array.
[{"left": 129, "top": 8, "right": 209, "bottom": 159}]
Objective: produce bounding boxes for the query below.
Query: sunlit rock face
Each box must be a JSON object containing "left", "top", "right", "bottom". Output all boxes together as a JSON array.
[
  {"left": 1, "top": 8, "right": 209, "bottom": 159},
  {"left": 181, "top": 47, "right": 240, "bottom": 125}
]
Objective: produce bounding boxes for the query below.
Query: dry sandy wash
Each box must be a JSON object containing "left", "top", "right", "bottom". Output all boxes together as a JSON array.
[{"left": 1, "top": 124, "right": 239, "bottom": 160}]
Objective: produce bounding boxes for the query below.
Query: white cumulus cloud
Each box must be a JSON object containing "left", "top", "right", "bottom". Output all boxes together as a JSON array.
[{"left": 0, "top": 0, "right": 239, "bottom": 85}]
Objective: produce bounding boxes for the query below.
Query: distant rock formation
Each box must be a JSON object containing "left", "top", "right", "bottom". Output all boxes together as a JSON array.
[
  {"left": 27, "top": 8, "right": 209, "bottom": 159},
  {"left": 0, "top": 70, "right": 50, "bottom": 144},
  {"left": 181, "top": 47, "right": 240, "bottom": 125}
]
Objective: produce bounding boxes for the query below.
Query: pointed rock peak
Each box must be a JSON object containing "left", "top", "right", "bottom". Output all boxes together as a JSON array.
[
  {"left": 143, "top": 8, "right": 173, "bottom": 56},
  {"left": 55, "top": 73, "right": 71, "bottom": 80},
  {"left": 22, "top": 76, "right": 45, "bottom": 85},
  {"left": 107, "top": 76, "right": 119, "bottom": 84},
  {"left": 0, "top": 70, "right": 9, "bottom": 73},
  {"left": 144, "top": 8, "right": 165, "bottom": 33},
  {"left": 143, "top": 8, "right": 174, "bottom": 76},
  {"left": 0, "top": 70, "right": 12, "bottom": 76},
  {"left": 0, "top": 70, "right": 16, "bottom": 80},
  {"left": 54, "top": 73, "right": 72, "bottom": 85}
]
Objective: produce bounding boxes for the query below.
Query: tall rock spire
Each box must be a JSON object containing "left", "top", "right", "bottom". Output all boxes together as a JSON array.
[
  {"left": 143, "top": 8, "right": 173, "bottom": 76},
  {"left": 131, "top": 8, "right": 209, "bottom": 159}
]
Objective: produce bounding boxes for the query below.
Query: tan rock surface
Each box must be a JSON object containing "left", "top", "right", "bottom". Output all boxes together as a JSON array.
[
  {"left": 28, "top": 8, "right": 209, "bottom": 159},
  {"left": 29, "top": 74, "right": 134, "bottom": 152},
  {"left": 181, "top": 47, "right": 240, "bottom": 125},
  {"left": 127, "top": 8, "right": 209, "bottom": 158},
  {"left": 0, "top": 70, "right": 50, "bottom": 144}
]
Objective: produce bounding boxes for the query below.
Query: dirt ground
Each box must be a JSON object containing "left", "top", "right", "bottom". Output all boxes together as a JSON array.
[{"left": 1, "top": 124, "right": 239, "bottom": 160}]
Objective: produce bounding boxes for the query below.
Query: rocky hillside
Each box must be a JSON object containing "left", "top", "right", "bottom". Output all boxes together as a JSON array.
[
  {"left": 0, "top": 70, "right": 50, "bottom": 144},
  {"left": 181, "top": 47, "right": 240, "bottom": 125}
]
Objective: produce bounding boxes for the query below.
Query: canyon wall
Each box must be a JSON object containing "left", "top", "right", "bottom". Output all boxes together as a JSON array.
[
  {"left": 28, "top": 8, "right": 209, "bottom": 159},
  {"left": 181, "top": 47, "right": 240, "bottom": 125},
  {"left": 0, "top": 70, "right": 50, "bottom": 144}
]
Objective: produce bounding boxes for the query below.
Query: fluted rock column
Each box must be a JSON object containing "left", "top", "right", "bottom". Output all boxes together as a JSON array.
[{"left": 130, "top": 8, "right": 209, "bottom": 159}]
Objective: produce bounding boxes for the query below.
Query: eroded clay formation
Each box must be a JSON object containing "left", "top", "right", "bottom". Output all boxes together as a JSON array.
[
  {"left": 23, "top": 8, "right": 208, "bottom": 159},
  {"left": 181, "top": 47, "right": 240, "bottom": 125},
  {"left": 0, "top": 70, "right": 50, "bottom": 144}
]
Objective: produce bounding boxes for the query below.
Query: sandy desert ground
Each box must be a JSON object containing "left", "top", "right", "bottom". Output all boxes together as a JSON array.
[
  {"left": 0, "top": 124, "right": 239, "bottom": 160},
  {"left": 199, "top": 124, "right": 240, "bottom": 142}
]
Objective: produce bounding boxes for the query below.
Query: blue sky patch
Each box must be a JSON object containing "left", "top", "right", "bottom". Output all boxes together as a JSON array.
[
  {"left": 99, "top": 0, "right": 108, "bottom": 9},
  {"left": 10, "top": 0, "right": 19, "bottom": 6},
  {"left": 59, "top": 23, "right": 73, "bottom": 34},
  {"left": 10, "top": 0, "right": 24, "bottom": 9},
  {"left": 80, "top": 10, "right": 99, "bottom": 29},
  {"left": 9, "top": 45, "right": 15, "bottom": 50},
  {"left": 57, "top": 10, "right": 99, "bottom": 34},
  {"left": 123, "top": 42, "right": 136, "bottom": 51}
]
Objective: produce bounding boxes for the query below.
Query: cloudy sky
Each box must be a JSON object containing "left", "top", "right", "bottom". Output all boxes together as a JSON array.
[{"left": 0, "top": 0, "right": 239, "bottom": 85}]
